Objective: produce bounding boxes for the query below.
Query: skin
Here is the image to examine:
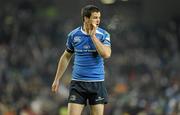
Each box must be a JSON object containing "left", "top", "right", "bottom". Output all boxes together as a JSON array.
[
  {"left": 84, "top": 12, "right": 111, "bottom": 58},
  {"left": 52, "top": 11, "right": 111, "bottom": 115}
]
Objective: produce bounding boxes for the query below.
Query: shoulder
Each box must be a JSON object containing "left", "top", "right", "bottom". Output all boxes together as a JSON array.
[
  {"left": 68, "top": 27, "right": 81, "bottom": 37},
  {"left": 97, "top": 27, "right": 110, "bottom": 36}
]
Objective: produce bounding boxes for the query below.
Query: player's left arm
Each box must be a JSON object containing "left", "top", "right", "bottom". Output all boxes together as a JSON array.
[{"left": 90, "top": 24, "right": 111, "bottom": 59}]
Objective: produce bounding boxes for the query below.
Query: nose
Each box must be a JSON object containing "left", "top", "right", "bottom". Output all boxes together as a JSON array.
[{"left": 97, "top": 18, "right": 100, "bottom": 23}]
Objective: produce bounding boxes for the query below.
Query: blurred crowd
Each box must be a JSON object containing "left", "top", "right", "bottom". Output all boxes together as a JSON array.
[{"left": 0, "top": 0, "right": 180, "bottom": 115}]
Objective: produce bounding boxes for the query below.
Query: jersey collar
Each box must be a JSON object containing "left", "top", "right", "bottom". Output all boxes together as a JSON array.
[
  {"left": 80, "top": 26, "right": 101, "bottom": 35},
  {"left": 80, "top": 27, "right": 88, "bottom": 35}
]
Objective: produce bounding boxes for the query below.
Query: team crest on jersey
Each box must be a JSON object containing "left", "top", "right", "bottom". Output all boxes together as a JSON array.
[{"left": 73, "top": 36, "right": 81, "bottom": 43}]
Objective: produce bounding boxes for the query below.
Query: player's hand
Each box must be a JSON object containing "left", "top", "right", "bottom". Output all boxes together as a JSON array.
[
  {"left": 51, "top": 80, "right": 60, "bottom": 93},
  {"left": 89, "top": 23, "right": 97, "bottom": 37}
]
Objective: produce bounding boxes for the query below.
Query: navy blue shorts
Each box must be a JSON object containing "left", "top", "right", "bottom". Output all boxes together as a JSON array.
[{"left": 68, "top": 80, "right": 108, "bottom": 105}]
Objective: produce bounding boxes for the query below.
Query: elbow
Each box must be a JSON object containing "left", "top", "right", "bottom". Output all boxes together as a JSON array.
[
  {"left": 102, "top": 52, "right": 111, "bottom": 59},
  {"left": 100, "top": 47, "right": 111, "bottom": 59}
]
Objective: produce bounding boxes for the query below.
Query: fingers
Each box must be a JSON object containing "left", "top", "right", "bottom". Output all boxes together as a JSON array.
[
  {"left": 92, "top": 23, "right": 96, "bottom": 28},
  {"left": 89, "top": 23, "right": 97, "bottom": 37},
  {"left": 92, "top": 23, "right": 97, "bottom": 29}
]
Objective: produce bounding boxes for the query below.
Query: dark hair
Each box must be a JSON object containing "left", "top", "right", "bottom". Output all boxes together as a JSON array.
[{"left": 81, "top": 5, "right": 100, "bottom": 22}]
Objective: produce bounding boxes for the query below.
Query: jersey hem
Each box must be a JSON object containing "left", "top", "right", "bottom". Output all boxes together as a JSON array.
[{"left": 72, "top": 79, "right": 104, "bottom": 82}]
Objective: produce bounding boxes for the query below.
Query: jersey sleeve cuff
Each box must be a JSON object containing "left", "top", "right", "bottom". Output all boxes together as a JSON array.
[{"left": 66, "top": 48, "right": 74, "bottom": 53}]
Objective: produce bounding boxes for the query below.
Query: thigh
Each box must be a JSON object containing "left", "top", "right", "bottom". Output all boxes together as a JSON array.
[
  {"left": 88, "top": 82, "right": 108, "bottom": 105},
  {"left": 68, "top": 80, "right": 87, "bottom": 105},
  {"left": 68, "top": 103, "right": 84, "bottom": 115},
  {"left": 90, "top": 104, "right": 104, "bottom": 115}
]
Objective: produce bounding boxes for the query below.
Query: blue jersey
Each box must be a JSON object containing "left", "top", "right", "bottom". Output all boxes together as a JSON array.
[{"left": 66, "top": 27, "right": 111, "bottom": 81}]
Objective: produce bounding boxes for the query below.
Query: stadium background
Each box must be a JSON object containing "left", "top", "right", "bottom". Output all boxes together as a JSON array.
[{"left": 0, "top": 0, "right": 180, "bottom": 114}]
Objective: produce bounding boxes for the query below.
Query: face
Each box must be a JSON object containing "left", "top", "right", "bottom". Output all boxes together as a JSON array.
[{"left": 85, "top": 12, "right": 101, "bottom": 27}]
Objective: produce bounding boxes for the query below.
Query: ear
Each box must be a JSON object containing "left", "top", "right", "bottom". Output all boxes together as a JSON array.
[{"left": 84, "top": 16, "right": 89, "bottom": 22}]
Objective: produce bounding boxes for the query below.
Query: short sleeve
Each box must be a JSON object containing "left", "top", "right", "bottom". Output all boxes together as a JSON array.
[
  {"left": 66, "top": 34, "right": 74, "bottom": 53},
  {"left": 102, "top": 31, "right": 111, "bottom": 46}
]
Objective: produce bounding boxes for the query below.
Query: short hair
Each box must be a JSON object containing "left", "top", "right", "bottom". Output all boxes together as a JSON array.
[{"left": 81, "top": 5, "right": 100, "bottom": 22}]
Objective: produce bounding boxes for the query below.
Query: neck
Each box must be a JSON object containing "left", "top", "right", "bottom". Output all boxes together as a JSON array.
[{"left": 83, "top": 24, "right": 89, "bottom": 34}]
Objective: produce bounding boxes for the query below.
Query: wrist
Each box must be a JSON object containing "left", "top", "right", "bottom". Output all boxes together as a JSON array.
[{"left": 90, "top": 35, "right": 96, "bottom": 39}]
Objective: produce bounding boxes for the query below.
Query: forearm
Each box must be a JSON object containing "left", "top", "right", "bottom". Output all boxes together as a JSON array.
[
  {"left": 91, "top": 36, "right": 111, "bottom": 58},
  {"left": 54, "top": 51, "right": 72, "bottom": 81}
]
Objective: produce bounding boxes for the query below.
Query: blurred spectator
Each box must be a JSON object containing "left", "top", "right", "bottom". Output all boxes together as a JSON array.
[{"left": 0, "top": 0, "right": 180, "bottom": 115}]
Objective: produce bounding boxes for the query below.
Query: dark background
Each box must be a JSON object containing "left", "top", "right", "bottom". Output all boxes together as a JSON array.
[{"left": 0, "top": 0, "right": 180, "bottom": 114}]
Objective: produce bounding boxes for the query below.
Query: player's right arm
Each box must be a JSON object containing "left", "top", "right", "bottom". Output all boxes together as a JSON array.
[{"left": 51, "top": 50, "right": 73, "bottom": 93}]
